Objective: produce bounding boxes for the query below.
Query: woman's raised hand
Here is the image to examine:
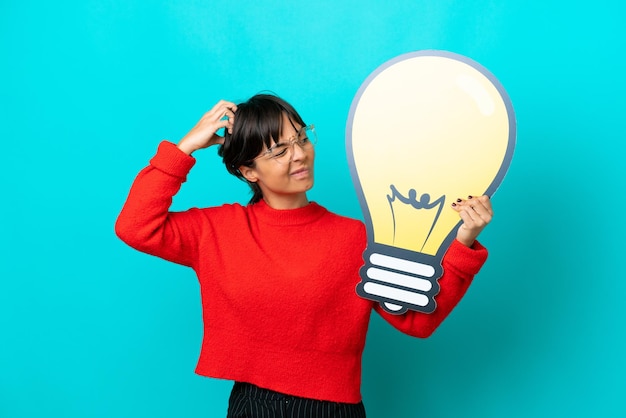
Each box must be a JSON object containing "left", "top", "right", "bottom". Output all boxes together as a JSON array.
[
  {"left": 177, "top": 100, "right": 237, "bottom": 155},
  {"left": 451, "top": 195, "right": 493, "bottom": 247}
]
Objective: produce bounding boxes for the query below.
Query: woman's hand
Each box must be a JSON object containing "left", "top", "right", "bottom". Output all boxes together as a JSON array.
[
  {"left": 177, "top": 100, "right": 237, "bottom": 155},
  {"left": 451, "top": 195, "right": 493, "bottom": 247}
]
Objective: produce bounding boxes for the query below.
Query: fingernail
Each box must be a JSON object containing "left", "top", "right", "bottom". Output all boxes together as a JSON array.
[
  {"left": 468, "top": 195, "right": 473, "bottom": 199},
  {"left": 456, "top": 198, "right": 462, "bottom": 202},
  {"left": 451, "top": 202, "right": 457, "bottom": 207}
]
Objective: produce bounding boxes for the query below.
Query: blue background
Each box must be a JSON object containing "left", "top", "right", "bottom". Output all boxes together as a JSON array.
[{"left": 1, "top": 1, "right": 624, "bottom": 417}]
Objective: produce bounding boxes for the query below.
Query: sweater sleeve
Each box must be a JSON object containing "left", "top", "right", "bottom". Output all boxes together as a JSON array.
[
  {"left": 374, "top": 239, "right": 488, "bottom": 338},
  {"left": 115, "top": 141, "right": 203, "bottom": 268}
]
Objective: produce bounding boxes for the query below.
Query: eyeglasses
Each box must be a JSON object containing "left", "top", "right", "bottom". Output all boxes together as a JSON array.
[{"left": 257, "top": 124, "right": 317, "bottom": 164}]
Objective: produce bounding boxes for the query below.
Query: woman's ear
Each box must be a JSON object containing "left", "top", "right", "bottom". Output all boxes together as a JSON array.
[{"left": 239, "top": 165, "right": 258, "bottom": 183}]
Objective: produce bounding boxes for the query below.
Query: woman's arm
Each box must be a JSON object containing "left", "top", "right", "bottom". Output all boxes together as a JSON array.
[
  {"left": 376, "top": 195, "right": 493, "bottom": 337},
  {"left": 375, "top": 239, "right": 488, "bottom": 337},
  {"left": 114, "top": 100, "right": 237, "bottom": 267}
]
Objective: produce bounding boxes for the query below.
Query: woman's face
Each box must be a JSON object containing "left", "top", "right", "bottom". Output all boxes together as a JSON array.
[{"left": 240, "top": 112, "right": 315, "bottom": 209}]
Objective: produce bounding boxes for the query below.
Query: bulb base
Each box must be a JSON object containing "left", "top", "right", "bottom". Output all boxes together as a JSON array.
[{"left": 356, "top": 243, "right": 443, "bottom": 314}]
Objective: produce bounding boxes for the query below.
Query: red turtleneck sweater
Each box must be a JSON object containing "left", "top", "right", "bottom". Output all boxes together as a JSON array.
[{"left": 115, "top": 141, "right": 488, "bottom": 403}]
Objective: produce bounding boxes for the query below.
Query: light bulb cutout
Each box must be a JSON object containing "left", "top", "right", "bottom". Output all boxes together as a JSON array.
[{"left": 346, "top": 50, "right": 516, "bottom": 314}]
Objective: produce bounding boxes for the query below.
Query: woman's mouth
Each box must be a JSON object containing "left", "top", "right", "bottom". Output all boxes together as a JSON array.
[{"left": 290, "top": 167, "right": 310, "bottom": 178}]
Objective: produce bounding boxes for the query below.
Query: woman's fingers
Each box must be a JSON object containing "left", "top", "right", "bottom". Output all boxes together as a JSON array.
[
  {"left": 207, "top": 100, "right": 237, "bottom": 134},
  {"left": 452, "top": 195, "right": 492, "bottom": 216},
  {"left": 209, "top": 100, "right": 237, "bottom": 119},
  {"left": 468, "top": 197, "right": 492, "bottom": 224},
  {"left": 178, "top": 100, "right": 237, "bottom": 154},
  {"left": 451, "top": 195, "right": 493, "bottom": 247}
]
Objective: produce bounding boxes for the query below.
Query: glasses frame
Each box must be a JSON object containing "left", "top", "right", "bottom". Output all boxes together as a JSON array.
[{"left": 256, "top": 124, "right": 317, "bottom": 164}]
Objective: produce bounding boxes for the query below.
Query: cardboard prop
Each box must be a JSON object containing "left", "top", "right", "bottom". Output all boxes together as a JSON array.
[{"left": 346, "top": 50, "right": 516, "bottom": 314}]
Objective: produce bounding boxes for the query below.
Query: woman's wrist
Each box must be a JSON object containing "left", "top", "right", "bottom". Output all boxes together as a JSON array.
[
  {"left": 177, "top": 139, "right": 198, "bottom": 155},
  {"left": 456, "top": 236, "right": 475, "bottom": 248}
]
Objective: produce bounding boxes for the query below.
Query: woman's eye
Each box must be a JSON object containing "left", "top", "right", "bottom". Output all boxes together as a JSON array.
[{"left": 272, "top": 146, "right": 288, "bottom": 157}]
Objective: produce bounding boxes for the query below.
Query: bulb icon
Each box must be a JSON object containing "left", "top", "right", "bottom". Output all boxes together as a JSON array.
[{"left": 346, "top": 50, "right": 516, "bottom": 314}]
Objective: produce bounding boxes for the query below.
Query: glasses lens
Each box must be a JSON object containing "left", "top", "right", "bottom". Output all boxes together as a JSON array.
[
  {"left": 303, "top": 125, "right": 317, "bottom": 146},
  {"left": 270, "top": 125, "right": 316, "bottom": 164},
  {"left": 270, "top": 144, "right": 290, "bottom": 163}
]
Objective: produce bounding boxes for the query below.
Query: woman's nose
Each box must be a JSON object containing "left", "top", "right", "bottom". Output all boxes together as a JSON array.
[{"left": 290, "top": 141, "right": 306, "bottom": 161}]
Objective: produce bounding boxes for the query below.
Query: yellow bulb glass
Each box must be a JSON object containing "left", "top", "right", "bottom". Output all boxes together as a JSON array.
[{"left": 347, "top": 51, "right": 515, "bottom": 314}]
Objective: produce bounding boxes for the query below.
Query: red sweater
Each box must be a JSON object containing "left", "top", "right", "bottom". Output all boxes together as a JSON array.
[{"left": 115, "top": 141, "right": 488, "bottom": 403}]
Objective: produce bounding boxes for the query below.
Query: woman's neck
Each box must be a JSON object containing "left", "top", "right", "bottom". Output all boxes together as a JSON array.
[{"left": 262, "top": 193, "right": 309, "bottom": 210}]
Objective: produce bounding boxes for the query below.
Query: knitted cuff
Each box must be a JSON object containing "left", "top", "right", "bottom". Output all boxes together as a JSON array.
[
  {"left": 149, "top": 141, "right": 196, "bottom": 180},
  {"left": 444, "top": 239, "right": 489, "bottom": 275}
]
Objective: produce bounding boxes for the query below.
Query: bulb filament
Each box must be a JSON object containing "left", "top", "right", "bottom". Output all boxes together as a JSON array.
[{"left": 387, "top": 185, "right": 445, "bottom": 251}]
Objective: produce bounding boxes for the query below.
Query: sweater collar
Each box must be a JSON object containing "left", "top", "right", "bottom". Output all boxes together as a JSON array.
[{"left": 251, "top": 199, "right": 327, "bottom": 226}]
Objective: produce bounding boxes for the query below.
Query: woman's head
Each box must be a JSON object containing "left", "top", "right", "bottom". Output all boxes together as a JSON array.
[{"left": 219, "top": 94, "right": 313, "bottom": 205}]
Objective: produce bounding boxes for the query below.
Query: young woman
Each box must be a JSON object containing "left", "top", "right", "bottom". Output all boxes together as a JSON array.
[{"left": 115, "top": 94, "right": 493, "bottom": 417}]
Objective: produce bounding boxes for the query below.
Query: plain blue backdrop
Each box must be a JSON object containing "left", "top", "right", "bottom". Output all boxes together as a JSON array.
[{"left": 1, "top": 1, "right": 625, "bottom": 417}]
